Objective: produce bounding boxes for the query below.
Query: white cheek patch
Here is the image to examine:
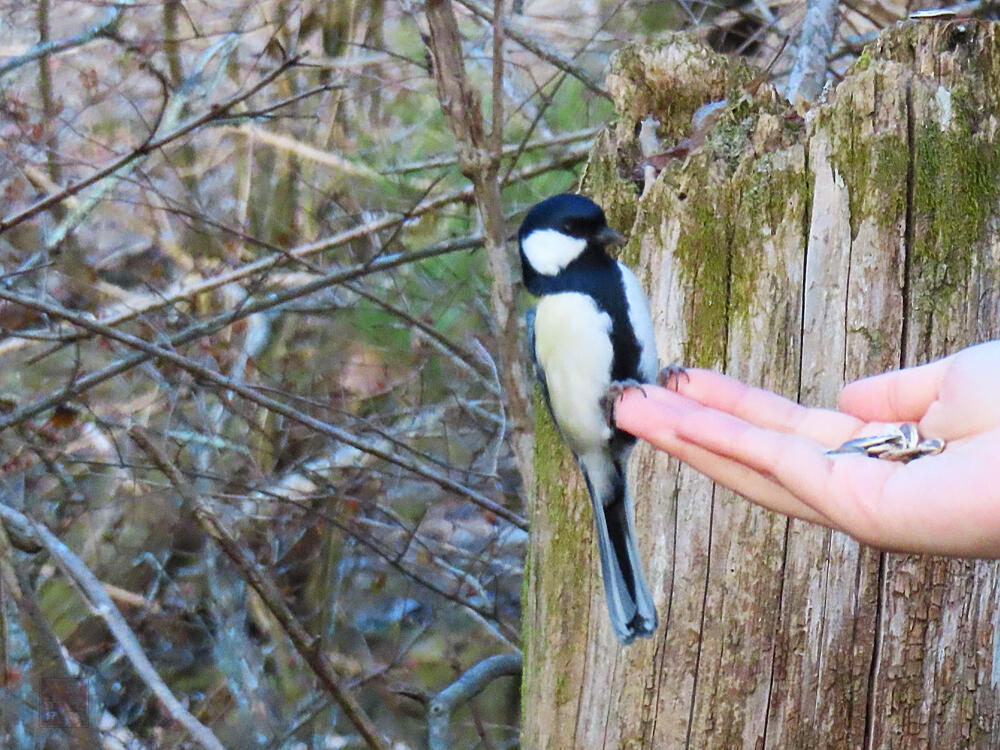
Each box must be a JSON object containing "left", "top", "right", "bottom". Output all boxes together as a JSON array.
[{"left": 522, "top": 229, "right": 587, "bottom": 276}]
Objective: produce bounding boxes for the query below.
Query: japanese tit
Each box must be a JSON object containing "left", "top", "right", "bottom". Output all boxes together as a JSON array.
[{"left": 519, "top": 193, "right": 658, "bottom": 644}]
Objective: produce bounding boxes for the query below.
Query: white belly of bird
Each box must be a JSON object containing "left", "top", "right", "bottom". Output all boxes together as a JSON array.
[{"left": 533, "top": 292, "right": 614, "bottom": 454}]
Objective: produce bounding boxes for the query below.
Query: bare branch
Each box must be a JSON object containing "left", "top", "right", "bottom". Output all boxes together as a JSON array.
[
  {"left": 0, "top": 235, "right": 482, "bottom": 425},
  {"left": 129, "top": 428, "right": 391, "bottom": 750},
  {"left": 452, "top": 0, "right": 611, "bottom": 100},
  {"left": 229, "top": 124, "right": 385, "bottom": 181},
  {"left": 785, "top": 0, "right": 840, "bottom": 103},
  {"left": 0, "top": 55, "right": 301, "bottom": 235},
  {"left": 0, "top": 5, "right": 123, "bottom": 79},
  {"left": 0, "top": 541, "right": 103, "bottom": 748},
  {"left": 384, "top": 127, "right": 599, "bottom": 173},
  {"left": 426, "top": 0, "right": 535, "bottom": 497},
  {"left": 0, "top": 500, "right": 226, "bottom": 750},
  {"left": 427, "top": 653, "right": 522, "bottom": 750},
  {"left": 343, "top": 280, "right": 498, "bottom": 387},
  {"left": 0, "top": 288, "right": 527, "bottom": 529},
  {"left": 0, "top": 144, "right": 587, "bottom": 363}
]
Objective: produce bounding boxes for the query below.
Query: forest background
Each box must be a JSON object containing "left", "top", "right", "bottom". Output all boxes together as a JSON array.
[{"left": 0, "top": 0, "right": 950, "bottom": 747}]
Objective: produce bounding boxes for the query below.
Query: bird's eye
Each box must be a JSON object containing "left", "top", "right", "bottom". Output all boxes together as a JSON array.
[{"left": 561, "top": 222, "right": 573, "bottom": 234}]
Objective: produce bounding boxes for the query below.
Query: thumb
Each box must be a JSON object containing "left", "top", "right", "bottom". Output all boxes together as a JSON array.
[{"left": 838, "top": 356, "right": 953, "bottom": 422}]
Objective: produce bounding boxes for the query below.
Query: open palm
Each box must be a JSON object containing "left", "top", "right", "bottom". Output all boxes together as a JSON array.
[{"left": 615, "top": 341, "right": 1000, "bottom": 556}]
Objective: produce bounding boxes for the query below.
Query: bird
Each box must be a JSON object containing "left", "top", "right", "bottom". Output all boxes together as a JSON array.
[{"left": 519, "top": 192, "right": 660, "bottom": 644}]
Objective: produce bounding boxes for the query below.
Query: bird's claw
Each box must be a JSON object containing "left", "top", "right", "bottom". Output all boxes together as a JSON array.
[
  {"left": 657, "top": 363, "right": 689, "bottom": 391},
  {"left": 602, "top": 379, "right": 647, "bottom": 426}
]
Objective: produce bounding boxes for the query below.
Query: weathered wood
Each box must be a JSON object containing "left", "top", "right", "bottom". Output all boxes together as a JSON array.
[
  {"left": 872, "top": 24, "right": 1000, "bottom": 748},
  {"left": 523, "top": 21, "right": 1000, "bottom": 749},
  {"left": 765, "top": 41, "right": 910, "bottom": 750}
]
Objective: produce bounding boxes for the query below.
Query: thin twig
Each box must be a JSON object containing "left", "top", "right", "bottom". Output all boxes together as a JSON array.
[
  {"left": 228, "top": 124, "right": 384, "bottom": 180},
  {"left": 0, "top": 500, "right": 226, "bottom": 750},
  {"left": 0, "top": 5, "right": 123, "bottom": 78},
  {"left": 385, "top": 127, "right": 598, "bottom": 173},
  {"left": 452, "top": 0, "right": 611, "bottom": 100},
  {"left": 785, "top": 0, "right": 840, "bottom": 103},
  {"left": 228, "top": 81, "right": 342, "bottom": 119},
  {"left": 128, "top": 428, "right": 391, "bottom": 750},
  {"left": 344, "top": 282, "right": 499, "bottom": 387},
  {"left": 0, "top": 144, "right": 587, "bottom": 361},
  {"left": 427, "top": 653, "right": 522, "bottom": 750},
  {"left": 490, "top": 0, "right": 504, "bottom": 158},
  {"left": 0, "top": 55, "right": 301, "bottom": 234},
  {"left": 0, "top": 288, "right": 527, "bottom": 529}
]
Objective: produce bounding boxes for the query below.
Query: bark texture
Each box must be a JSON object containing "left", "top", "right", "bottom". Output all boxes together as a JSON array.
[{"left": 523, "top": 21, "right": 1000, "bottom": 749}]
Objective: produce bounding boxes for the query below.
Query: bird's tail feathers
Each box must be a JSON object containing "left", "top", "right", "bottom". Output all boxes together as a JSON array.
[{"left": 579, "top": 451, "right": 658, "bottom": 644}]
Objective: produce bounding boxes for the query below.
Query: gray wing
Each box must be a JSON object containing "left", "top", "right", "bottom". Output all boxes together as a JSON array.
[
  {"left": 526, "top": 309, "right": 555, "bottom": 422},
  {"left": 616, "top": 261, "right": 659, "bottom": 383}
]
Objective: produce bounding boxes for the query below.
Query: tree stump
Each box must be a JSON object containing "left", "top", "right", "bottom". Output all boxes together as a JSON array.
[{"left": 523, "top": 21, "right": 1000, "bottom": 749}]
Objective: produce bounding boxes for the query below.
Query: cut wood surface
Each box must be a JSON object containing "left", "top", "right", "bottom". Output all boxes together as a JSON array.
[{"left": 523, "top": 21, "right": 1000, "bottom": 749}]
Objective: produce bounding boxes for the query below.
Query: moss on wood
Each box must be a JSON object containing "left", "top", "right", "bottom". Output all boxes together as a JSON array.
[
  {"left": 525, "top": 21, "right": 1000, "bottom": 749},
  {"left": 911, "top": 103, "right": 1000, "bottom": 316},
  {"left": 606, "top": 36, "right": 755, "bottom": 143}
]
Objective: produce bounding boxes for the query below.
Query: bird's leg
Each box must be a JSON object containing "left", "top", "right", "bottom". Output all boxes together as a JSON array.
[
  {"left": 602, "top": 379, "right": 647, "bottom": 426},
  {"left": 657, "top": 363, "right": 689, "bottom": 391}
]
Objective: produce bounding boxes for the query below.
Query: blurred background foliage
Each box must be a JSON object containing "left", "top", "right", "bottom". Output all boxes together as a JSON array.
[{"left": 0, "top": 0, "right": 955, "bottom": 746}]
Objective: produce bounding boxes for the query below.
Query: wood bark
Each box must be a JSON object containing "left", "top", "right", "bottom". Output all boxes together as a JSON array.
[{"left": 523, "top": 21, "right": 1000, "bottom": 749}]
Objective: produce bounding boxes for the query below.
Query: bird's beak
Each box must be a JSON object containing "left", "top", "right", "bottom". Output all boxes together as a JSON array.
[{"left": 595, "top": 226, "right": 627, "bottom": 248}]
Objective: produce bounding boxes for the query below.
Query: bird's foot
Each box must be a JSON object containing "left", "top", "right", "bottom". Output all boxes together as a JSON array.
[
  {"left": 602, "top": 379, "right": 648, "bottom": 426},
  {"left": 657, "top": 363, "right": 689, "bottom": 391}
]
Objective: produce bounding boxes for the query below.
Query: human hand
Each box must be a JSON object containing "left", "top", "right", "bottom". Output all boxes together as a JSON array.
[{"left": 614, "top": 341, "right": 1000, "bottom": 557}]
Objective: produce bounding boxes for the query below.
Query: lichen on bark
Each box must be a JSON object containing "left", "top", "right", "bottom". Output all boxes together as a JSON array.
[{"left": 911, "top": 99, "right": 1000, "bottom": 314}]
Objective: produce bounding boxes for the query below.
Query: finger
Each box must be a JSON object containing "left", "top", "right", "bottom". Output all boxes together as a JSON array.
[
  {"left": 648, "top": 429, "right": 836, "bottom": 527},
  {"left": 838, "top": 355, "right": 954, "bottom": 422},
  {"left": 919, "top": 343, "right": 1000, "bottom": 440},
  {"left": 626, "top": 372, "right": 862, "bottom": 447},
  {"left": 617, "top": 393, "right": 840, "bottom": 526},
  {"left": 624, "top": 385, "right": 1000, "bottom": 556},
  {"left": 664, "top": 399, "right": 908, "bottom": 537}
]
